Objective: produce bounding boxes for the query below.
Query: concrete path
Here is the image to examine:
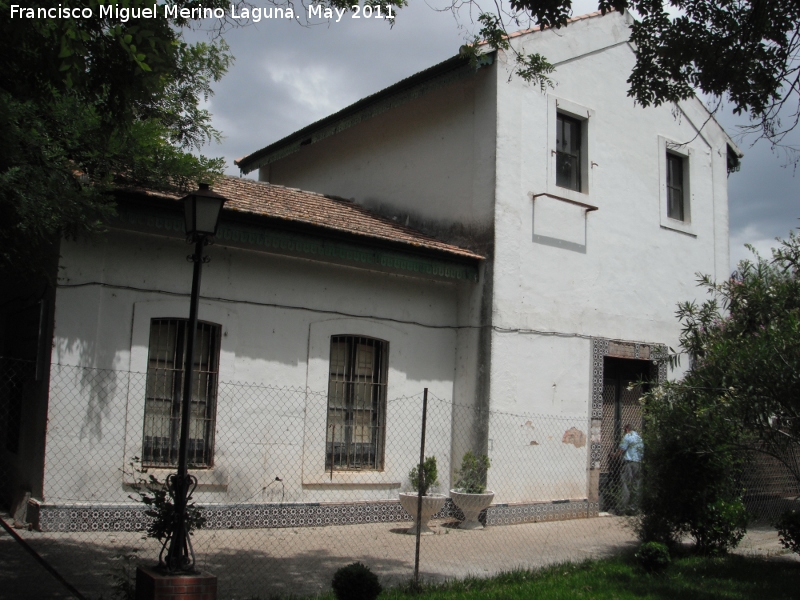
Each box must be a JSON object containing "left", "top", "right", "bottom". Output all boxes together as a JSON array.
[
  {"left": 1, "top": 514, "right": 796, "bottom": 599},
  {"left": 0, "top": 519, "right": 79, "bottom": 599}
]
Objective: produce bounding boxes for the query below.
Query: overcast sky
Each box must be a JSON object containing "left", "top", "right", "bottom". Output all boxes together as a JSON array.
[{"left": 193, "top": 0, "right": 800, "bottom": 272}]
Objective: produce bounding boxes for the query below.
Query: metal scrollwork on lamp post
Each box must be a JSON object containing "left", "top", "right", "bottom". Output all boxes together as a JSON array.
[{"left": 162, "top": 182, "right": 227, "bottom": 573}]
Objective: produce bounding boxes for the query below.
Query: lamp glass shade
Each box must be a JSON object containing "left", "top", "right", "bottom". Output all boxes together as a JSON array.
[{"left": 183, "top": 184, "right": 226, "bottom": 237}]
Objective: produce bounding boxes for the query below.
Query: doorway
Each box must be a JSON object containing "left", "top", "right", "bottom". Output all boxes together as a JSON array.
[{"left": 599, "top": 357, "right": 651, "bottom": 513}]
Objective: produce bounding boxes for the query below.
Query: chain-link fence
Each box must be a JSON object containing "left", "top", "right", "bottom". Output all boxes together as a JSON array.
[
  {"left": 0, "top": 357, "right": 797, "bottom": 598},
  {"left": 743, "top": 446, "right": 800, "bottom": 525}
]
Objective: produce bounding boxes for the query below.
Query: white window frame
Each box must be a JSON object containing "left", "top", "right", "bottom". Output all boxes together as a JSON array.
[
  {"left": 658, "top": 136, "right": 695, "bottom": 235},
  {"left": 547, "top": 96, "right": 595, "bottom": 202}
]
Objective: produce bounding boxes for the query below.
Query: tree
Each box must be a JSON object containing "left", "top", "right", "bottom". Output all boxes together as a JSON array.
[
  {"left": 458, "top": 1, "right": 800, "bottom": 153},
  {"left": 637, "top": 231, "right": 799, "bottom": 551},
  {"left": 673, "top": 231, "right": 800, "bottom": 482},
  {"left": 0, "top": 0, "right": 234, "bottom": 275}
]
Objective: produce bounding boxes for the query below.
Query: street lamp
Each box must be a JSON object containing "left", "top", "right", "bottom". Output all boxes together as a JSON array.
[{"left": 164, "top": 183, "right": 227, "bottom": 572}]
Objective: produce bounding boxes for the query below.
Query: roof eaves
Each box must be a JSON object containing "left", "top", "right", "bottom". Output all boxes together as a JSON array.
[
  {"left": 221, "top": 189, "right": 484, "bottom": 261},
  {"left": 114, "top": 180, "right": 484, "bottom": 263}
]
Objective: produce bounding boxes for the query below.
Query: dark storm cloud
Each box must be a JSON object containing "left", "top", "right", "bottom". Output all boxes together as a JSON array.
[
  {"left": 719, "top": 110, "right": 800, "bottom": 269},
  {"left": 199, "top": 2, "right": 467, "bottom": 173}
]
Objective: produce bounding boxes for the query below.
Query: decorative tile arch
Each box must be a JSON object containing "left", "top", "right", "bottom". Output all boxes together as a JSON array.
[{"left": 589, "top": 338, "right": 667, "bottom": 471}]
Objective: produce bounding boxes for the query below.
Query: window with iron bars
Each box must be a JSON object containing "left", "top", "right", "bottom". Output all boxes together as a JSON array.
[
  {"left": 325, "top": 335, "right": 388, "bottom": 471},
  {"left": 142, "top": 319, "right": 221, "bottom": 468}
]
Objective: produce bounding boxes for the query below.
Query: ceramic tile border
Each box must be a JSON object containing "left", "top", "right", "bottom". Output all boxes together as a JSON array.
[
  {"left": 485, "top": 500, "right": 597, "bottom": 526},
  {"left": 35, "top": 498, "right": 595, "bottom": 532}
]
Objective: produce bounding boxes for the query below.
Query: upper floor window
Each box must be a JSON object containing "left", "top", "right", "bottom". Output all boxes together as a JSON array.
[
  {"left": 556, "top": 113, "right": 582, "bottom": 192},
  {"left": 142, "top": 318, "right": 221, "bottom": 468},
  {"left": 325, "top": 335, "right": 388, "bottom": 471},
  {"left": 658, "top": 136, "right": 694, "bottom": 234},
  {"left": 666, "top": 153, "right": 685, "bottom": 221}
]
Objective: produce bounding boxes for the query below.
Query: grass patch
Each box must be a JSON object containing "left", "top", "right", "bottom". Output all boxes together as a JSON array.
[{"left": 256, "top": 553, "right": 800, "bottom": 600}]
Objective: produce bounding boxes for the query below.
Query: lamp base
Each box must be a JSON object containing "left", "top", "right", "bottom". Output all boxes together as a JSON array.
[{"left": 135, "top": 566, "right": 217, "bottom": 600}]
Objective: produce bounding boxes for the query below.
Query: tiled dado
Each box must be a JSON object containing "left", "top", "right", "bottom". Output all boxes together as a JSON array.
[
  {"left": 486, "top": 500, "right": 597, "bottom": 526},
  {"left": 35, "top": 498, "right": 594, "bottom": 532}
]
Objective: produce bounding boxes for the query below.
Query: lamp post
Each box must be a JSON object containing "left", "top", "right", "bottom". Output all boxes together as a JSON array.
[{"left": 164, "top": 183, "right": 226, "bottom": 572}]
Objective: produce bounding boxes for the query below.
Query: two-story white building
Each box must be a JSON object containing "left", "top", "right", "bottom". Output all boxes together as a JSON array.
[{"left": 3, "top": 9, "right": 740, "bottom": 532}]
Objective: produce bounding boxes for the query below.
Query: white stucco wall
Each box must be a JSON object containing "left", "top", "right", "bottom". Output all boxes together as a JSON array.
[
  {"left": 484, "top": 11, "right": 732, "bottom": 501},
  {"left": 44, "top": 230, "right": 462, "bottom": 506},
  {"left": 491, "top": 10, "right": 729, "bottom": 391}
]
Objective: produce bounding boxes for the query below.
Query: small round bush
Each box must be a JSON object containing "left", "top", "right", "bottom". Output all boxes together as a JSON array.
[
  {"left": 331, "top": 562, "right": 382, "bottom": 600},
  {"left": 691, "top": 499, "right": 749, "bottom": 555},
  {"left": 635, "top": 541, "right": 671, "bottom": 572},
  {"left": 776, "top": 509, "right": 800, "bottom": 555}
]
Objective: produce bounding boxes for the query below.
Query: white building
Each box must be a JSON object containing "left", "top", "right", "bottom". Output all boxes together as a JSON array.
[
  {"left": 2, "top": 10, "right": 740, "bottom": 531},
  {"left": 235, "top": 9, "right": 740, "bottom": 510}
]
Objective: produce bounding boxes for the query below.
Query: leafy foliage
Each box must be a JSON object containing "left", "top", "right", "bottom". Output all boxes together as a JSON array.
[
  {"left": 690, "top": 499, "right": 749, "bottom": 555},
  {"left": 454, "top": 1, "right": 800, "bottom": 153},
  {"left": 638, "top": 232, "right": 800, "bottom": 553},
  {"left": 454, "top": 451, "right": 491, "bottom": 494},
  {"left": 677, "top": 232, "right": 800, "bottom": 484},
  {"left": 409, "top": 456, "right": 439, "bottom": 496},
  {"left": 104, "top": 551, "right": 139, "bottom": 600},
  {"left": 331, "top": 562, "right": 383, "bottom": 600},
  {"left": 775, "top": 509, "right": 800, "bottom": 555},
  {"left": 127, "top": 461, "right": 206, "bottom": 543},
  {"left": 0, "top": 0, "right": 231, "bottom": 275},
  {"left": 638, "top": 381, "right": 750, "bottom": 553},
  {"left": 635, "top": 541, "right": 670, "bottom": 572}
]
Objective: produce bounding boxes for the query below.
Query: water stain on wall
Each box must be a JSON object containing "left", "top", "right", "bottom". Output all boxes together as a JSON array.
[{"left": 562, "top": 427, "right": 586, "bottom": 448}]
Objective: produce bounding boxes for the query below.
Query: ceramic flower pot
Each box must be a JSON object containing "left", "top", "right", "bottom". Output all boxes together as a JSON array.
[
  {"left": 450, "top": 489, "right": 495, "bottom": 530},
  {"left": 398, "top": 492, "right": 447, "bottom": 535}
]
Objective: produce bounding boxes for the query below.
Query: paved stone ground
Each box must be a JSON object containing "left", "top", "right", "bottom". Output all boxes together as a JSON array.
[
  {"left": 0, "top": 524, "right": 76, "bottom": 599},
  {"left": 1, "top": 514, "right": 796, "bottom": 599}
]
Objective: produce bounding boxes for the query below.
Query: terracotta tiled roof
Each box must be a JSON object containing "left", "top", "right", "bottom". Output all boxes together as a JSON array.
[{"left": 135, "top": 177, "right": 484, "bottom": 261}]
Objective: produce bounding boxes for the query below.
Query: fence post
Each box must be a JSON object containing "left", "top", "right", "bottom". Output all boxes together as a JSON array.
[
  {"left": 329, "top": 424, "right": 335, "bottom": 482},
  {"left": 413, "top": 387, "right": 428, "bottom": 588}
]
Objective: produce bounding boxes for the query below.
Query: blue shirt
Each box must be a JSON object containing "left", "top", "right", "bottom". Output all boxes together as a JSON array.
[{"left": 619, "top": 431, "right": 643, "bottom": 462}]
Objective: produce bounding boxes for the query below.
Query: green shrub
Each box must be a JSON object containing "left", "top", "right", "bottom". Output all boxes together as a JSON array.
[
  {"left": 409, "top": 456, "right": 439, "bottom": 496},
  {"left": 127, "top": 460, "right": 205, "bottom": 543},
  {"left": 691, "top": 499, "right": 749, "bottom": 555},
  {"left": 635, "top": 541, "right": 671, "bottom": 572},
  {"left": 638, "top": 384, "right": 750, "bottom": 553},
  {"left": 331, "top": 562, "right": 382, "bottom": 600},
  {"left": 454, "top": 451, "right": 491, "bottom": 494},
  {"left": 776, "top": 509, "right": 800, "bottom": 554}
]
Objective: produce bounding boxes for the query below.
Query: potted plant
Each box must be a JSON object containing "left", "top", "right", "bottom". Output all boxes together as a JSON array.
[
  {"left": 450, "top": 451, "right": 493, "bottom": 530},
  {"left": 398, "top": 456, "right": 446, "bottom": 535}
]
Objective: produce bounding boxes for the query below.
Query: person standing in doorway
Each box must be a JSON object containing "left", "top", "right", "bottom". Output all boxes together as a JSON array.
[{"left": 613, "top": 424, "right": 643, "bottom": 514}]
